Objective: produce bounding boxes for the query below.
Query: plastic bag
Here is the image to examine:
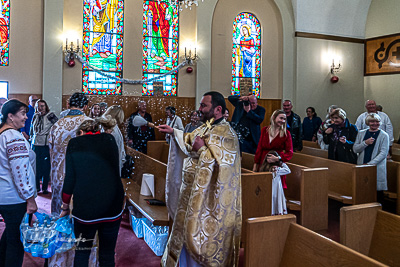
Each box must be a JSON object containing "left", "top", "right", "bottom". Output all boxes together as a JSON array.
[{"left": 20, "top": 212, "right": 75, "bottom": 258}]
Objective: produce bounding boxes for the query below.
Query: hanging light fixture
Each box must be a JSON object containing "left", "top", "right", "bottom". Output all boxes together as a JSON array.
[{"left": 167, "top": 0, "right": 204, "bottom": 11}]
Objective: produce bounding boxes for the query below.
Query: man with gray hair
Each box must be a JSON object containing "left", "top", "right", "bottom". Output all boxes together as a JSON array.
[{"left": 355, "top": 100, "right": 394, "bottom": 146}]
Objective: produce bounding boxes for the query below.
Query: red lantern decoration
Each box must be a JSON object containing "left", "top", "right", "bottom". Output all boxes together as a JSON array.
[
  {"left": 330, "top": 76, "right": 339, "bottom": 83},
  {"left": 186, "top": 66, "right": 193, "bottom": 73},
  {"left": 68, "top": 59, "right": 76, "bottom": 67}
]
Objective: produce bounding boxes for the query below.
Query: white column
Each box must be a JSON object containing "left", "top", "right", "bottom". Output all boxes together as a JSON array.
[
  {"left": 195, "top": 0, "right": 218, "bottom": 105},
  {"left": 42, "top": 0, "right": 63, "bottom": 115}
]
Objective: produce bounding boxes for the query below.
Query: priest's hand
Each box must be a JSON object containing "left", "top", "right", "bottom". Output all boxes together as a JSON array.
[
  {"left": 60, "top": 210, "right": 70, "bottom": 218},
  {"left": 192, "top": 136, "right": 205, "bottom": 152},
  {"left": 158, "top": 124, "right": 174, "bottom": 134}
]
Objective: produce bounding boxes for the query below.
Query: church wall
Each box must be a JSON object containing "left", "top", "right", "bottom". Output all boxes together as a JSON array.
[
  {"left": 210, "top": 0, "right": 283, "bottom": 99},
  {"left": 0, "top": 0, "right": 43, "bottom": 95},
  {"left": 295, "top": 37, "right": 365, "bottom": 123},
  {"left": 62, "top": 0, "right": 197, "bottom": 98},
  {"left": 365, "top": 0, "right": 400, "bottom": 139}
]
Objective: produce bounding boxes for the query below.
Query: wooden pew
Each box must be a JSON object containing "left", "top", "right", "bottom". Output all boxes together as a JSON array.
[
  {"left": 147, "top": 141, "right": 274, "bottom": 242},
  {"left": 242, "top": 152, "right": 329, "bottom": 230},
  {"left": 300, "top": 145, "right": 400, "bottom": 215},
  {"left": 245, "top": 215, "right": 385, "bottom": 267},
  {"left": 290, "top": 153, "right": 377, "bottom": 205},
  {"left": 303, "top": 140, "right": 320, "bottom": 148},
  {"left": 286, "top": 163, "right": 328, "bottom": 230},
  {"left": 340, "top": 203, "right": 400, "bottom": 266},
  {"left": 123, "top": 147, "right": 169, "bottom": 226}
]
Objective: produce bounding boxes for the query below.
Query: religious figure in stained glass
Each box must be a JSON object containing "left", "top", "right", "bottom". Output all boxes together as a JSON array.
[
  {"left": 232, "top": 12, "right": 261, "bottom": 97},
  {"left": 142, "top": 0, "right": 179, "bottom": 96},
  {"left": 0, "top": 0, "right": 10, "bottom": 66},
  {"left": 82, "top": 0, "right": 124, "bottom": 95}
]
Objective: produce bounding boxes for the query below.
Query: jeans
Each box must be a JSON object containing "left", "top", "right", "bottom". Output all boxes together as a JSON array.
[
  {"left": 74, "top": 218, "right": 121, "bottom": 267},
  {"left": 33, "top": 145, "right": 50, "bottom": 191},
  {"left": 0, "top": 202, "right": 27, "bottom": 267}
]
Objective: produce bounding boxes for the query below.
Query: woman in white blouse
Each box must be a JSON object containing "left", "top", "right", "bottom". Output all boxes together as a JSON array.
[
  {"left": 353, "top": 113, "right": 389, "bottom": 204},
  {"left": 0, "top": 99, "right": 37, "bottom": 267}
]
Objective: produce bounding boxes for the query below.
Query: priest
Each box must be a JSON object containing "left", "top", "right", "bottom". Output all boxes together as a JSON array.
[{"left": 158, "top": 91, "right": 242, "bottom": 267}]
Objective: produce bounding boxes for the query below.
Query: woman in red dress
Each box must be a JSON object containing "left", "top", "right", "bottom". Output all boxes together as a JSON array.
[{"left": 253, "top": 110, "right": 293, "bottom": 187}]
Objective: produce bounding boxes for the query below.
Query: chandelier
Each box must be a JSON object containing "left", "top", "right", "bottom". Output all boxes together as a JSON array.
[{"left": 167, "top": 0, "right": 204, "bottom": 10}]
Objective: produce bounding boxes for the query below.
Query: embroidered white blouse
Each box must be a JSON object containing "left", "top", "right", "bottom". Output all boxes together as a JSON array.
[{"left": 0, "top": 129, "right": 36, "bottom": 205}]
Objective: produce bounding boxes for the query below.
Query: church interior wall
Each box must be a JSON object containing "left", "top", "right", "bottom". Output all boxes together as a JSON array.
[
  {"left": 294, "top": 37, "right": 365, "bottom": 124},
  {"left": 365, "top": 0, "right": 400, "bottom": 139},
  {"left": 210, "top": 0, "right": 283, "bottom": 99},
  {"left": 0, "top": 0, "right": 44, "bottom": 96}
]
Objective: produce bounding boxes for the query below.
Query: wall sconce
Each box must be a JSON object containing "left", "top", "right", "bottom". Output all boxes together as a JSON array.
[
  {"left": 64, "top": 38, "right": 80, "bottom": 67},
  {"left": 185, "top": 47, "right": 198, "bottom": 65},
  {"left": 330, "top": 59, "right": 342, "bottom": 83}
]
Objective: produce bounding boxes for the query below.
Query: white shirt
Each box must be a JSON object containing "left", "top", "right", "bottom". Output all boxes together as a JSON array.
[
  {"left": 166, "top": 115, "right": 184, "bottom": 143},
  {"left": 355, "top": 111, "right": 394, "bottom": 145},
  {"left": 0, "top": 129, "right": 36, "bottom": 204}
]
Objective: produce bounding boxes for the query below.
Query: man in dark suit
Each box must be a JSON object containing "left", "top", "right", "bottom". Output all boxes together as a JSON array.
[{"left": 228, "top": 94, "right": 265, "bottom": 154}]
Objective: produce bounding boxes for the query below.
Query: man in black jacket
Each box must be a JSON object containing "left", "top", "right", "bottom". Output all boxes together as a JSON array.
[
  {"left": 283, "top": 100, "right": 303, "bottom": 151},
  {"left": 228, "top": 94, "right": 265, "bottom": 154},
  {"left": 127, "top": 101, "right": 155, "bottom": 154}
]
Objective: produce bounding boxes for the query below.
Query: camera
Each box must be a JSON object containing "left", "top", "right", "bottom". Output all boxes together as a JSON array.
[{"left": 243, "top": 101, "right": 250, "bottom": 106}]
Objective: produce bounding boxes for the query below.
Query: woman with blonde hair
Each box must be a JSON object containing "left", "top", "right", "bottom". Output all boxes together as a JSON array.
[
  {"left": 253, "top": 110, "right": 293, "bottom": 188},
  {"left": 353, "top": 113, "right": 389, "bottom": 204},
  {"left": 96, "top": 105, "right": 126, "bottom": 174}
]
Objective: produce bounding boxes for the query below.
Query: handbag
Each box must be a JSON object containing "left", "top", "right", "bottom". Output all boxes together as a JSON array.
[{"left": 20, "top": 212, "right": 75, "bottom": 258}]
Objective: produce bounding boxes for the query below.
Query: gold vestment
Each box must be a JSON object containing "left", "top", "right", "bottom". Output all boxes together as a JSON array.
[{"left": 162, "top": 120, "right": 242, "bottom": 266}]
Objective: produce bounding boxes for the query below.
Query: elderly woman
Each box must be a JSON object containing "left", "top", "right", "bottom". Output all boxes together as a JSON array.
[
  {"left": 184, "top": 110, "right": 203, "bottom": 133},
  {"left": 60, "top": 120, "right": 124, "bottom": 266},
  {"left": 30, "top": 99, "right": 58, "bottom": 194},
  {"left": 0, "top": 100, "right": 37, "bottom": 267},
  {"left": 353, "top": 113, "right": 389, "bottom": 203},
  {"left": 323, "top": 108, "right": 358, "bottom": 164}
]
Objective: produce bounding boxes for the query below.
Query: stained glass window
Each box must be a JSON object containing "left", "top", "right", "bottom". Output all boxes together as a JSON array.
[
  {"left": 82, "top": 0, "right": 124, "bottom": 95},
  {"left": 231, "top": 12, "right": 261, "bottom": 97},
  {"left": 142, "top": 0, "right": 179, "bottom": 96},
  {"left": 0, "top": 0, "right": 10, "bottom": 66}
]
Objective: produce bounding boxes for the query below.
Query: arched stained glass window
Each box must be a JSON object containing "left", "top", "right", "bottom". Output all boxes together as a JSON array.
[
  {"left": 0, "top": 0, "right": 10, "bottom": 66},
  {"left": 142, "top": 0, "right": 179, "bottom": 96},
  {"left": 231, "top": 12, "right": 261, "bottom": 97},
  {"left": 82, "top": 0, "right": 124, "bottom": 95}
]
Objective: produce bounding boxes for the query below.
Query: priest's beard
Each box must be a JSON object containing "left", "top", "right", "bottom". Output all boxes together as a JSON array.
[{"left": 200, "top": 109, "right": 214, "bottom": 123}]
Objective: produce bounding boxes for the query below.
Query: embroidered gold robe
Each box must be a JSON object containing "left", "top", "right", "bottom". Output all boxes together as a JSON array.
[{"left": 162, "top": 119, "right": 242, "bottom": 266}]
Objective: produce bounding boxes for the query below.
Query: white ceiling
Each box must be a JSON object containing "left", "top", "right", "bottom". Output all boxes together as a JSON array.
[{"left": 292, "top": 0, "right": 372, "bottom": 38}]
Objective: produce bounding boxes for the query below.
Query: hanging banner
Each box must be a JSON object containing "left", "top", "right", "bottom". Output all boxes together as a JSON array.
[{"left": 365, "top": 33, "right": 400, "bottom": 76}]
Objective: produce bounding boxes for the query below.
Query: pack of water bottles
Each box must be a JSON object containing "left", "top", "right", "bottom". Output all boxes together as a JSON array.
[
  {"left": 20, "top": 212, "right": 75, "bottom": 258},
  {"left": 142, "top": 219, "right": 169, "bottom": 256}
]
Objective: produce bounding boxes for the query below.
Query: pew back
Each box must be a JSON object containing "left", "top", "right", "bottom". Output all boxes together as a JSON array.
[
  {"left": 241, "top": 172, "right": 273, "bottom": 243},
  {"left": 280, "top": 223, "right": 386, "bottom": 267},
  {"left": 126, "top": 146, "right": 166, "bottom": 201},
  {"left": 245, "top": 215, "right": 385, "bottom": 267},
  {"left": 286, "top": 163, "right": 329, "bottom": 230},
  {"left": 302, "top": 140, "right": 320, "bottom": 148},
  {"left": 290, "top": 153, "right": 377, "bottom": 204},
  {"left": 386, "top": 161, "right": 400, "bottom": 214},
  {"left": 340, "top": 203, "right": 382, "bottom": 255},
  {"left": 299, "top": 146, "right": 328, "bottom": 158},
  {"left": 340, "top": 203, "right": 400, "bottom": 266},
  {"left": 147, "top": 140, "right": 169, "bottom": 164}
]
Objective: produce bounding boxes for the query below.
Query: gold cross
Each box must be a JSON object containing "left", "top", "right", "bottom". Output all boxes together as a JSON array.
[{"left": 198, "top": 118, "right": 215, "bottom": 138}]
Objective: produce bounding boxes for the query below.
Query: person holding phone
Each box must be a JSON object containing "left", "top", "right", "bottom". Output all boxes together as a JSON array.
[
  {"left": 323, "top": 108, "right": 358, "bottom": 163},
  {"left": 353, "top": 113, "right": 389, "bottom": 204}
]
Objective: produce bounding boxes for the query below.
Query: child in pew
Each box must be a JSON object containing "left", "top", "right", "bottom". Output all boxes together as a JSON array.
[{"left": 259, "top": 150, "right": 291, "bottom": 215}]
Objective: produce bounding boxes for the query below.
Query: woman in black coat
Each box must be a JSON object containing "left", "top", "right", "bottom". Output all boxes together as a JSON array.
[
  {"left": 60, "top": 119, "right": 124, "bottom": 266},
  {"left": 323, "top": 108, "right": 358, "bottom": 164}
]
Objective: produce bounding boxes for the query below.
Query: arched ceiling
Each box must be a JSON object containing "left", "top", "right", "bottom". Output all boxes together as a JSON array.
[{"left": 292, "top": 0, "right": 371, "bottom": 38}]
